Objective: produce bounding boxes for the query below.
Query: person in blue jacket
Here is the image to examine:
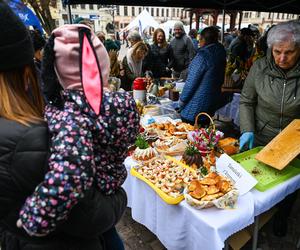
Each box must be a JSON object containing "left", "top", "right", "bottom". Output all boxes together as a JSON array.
[{"left": 179, "top": 26, "right": 226, "bottom": 124}]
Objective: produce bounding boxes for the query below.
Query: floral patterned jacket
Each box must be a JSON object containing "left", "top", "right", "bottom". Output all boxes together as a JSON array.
[{"left": 19, "top": 90, "right": 140, "bottom": 235}]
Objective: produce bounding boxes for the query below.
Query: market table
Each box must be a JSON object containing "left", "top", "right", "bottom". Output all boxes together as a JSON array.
[
  {"left": 123, "top": 157, "right": 300, "bottom": 250},
  {"left": 123, "top": 157, "right": 255, "bottom": 250}
]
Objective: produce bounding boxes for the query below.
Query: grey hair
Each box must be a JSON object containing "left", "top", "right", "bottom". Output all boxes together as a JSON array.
[
  {"left": 267, "top": 21, "right": 300, "bottom": 48},
  {"left": 128, "top": 30, "right": 142, "bottom": 42}
]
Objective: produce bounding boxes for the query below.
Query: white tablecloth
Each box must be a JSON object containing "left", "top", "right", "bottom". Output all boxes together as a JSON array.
[
  {"left": 251, "top": 173, "right": 300, "bottom": 216},
  {"left": 123, "top": 157, "right": 300, "bottom": 249},
  {"left": 123, "top": 158, "right": 254, "bottom": 250}
]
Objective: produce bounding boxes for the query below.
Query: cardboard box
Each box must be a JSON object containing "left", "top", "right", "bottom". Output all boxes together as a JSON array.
[{"left": 228, "top": 208, "right": 277, "bottom": 250}]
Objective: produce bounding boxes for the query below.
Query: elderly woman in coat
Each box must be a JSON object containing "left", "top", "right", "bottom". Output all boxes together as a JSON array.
[
  {"left": 239, "top": 21, "right": 300, "bottom": 237},
  {"left": 179, "top": 26, "right": 226, "bottom": 124}
]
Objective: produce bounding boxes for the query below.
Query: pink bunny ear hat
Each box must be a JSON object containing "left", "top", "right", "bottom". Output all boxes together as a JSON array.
[{"left": 51, "top": 24, "right": 110, "bottom": 114}]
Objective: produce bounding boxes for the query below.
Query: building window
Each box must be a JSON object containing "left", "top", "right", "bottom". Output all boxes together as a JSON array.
[
  {"left": 139, "top": 7, "right": 142, "bottom": 14},
  {"left": 166, "top": 9, "right": 169, "bottom": 17},
  {"left": 268, "top": 12, "right": 272, "bottom": 19},
  {"left": 132, "top": 7, "right": 135, "bottom": 16},
  {"left": 116, "top": 6, "right": 120, "bottom": 15},
  {"left": 172, "top": 8, "right": 175, "bottom": 17},
  {"left": 177, "top": 9, "right": 180, "bottom": 17},
  {"left": 71, "top": 5, "right": 76, "bottom": 8},
  {"left": 244, "top": 12, "right": 249, "bottom": 18},
  {"left": 162, "top": 8, "right": 164, "bottom": 17},
  {"left": 281, "top": 13, "right": 284, "bottom": 19},
  {"left": 80, "top": 4, "right": 85, "bottom": 9},
  {"left": 124, "top": 6, "right": 128, "bottom": 16},
  {"left": 156, "top": 8, "right": 159, "bottom": 17},
  {"left": 151, "top": 8, "right": 154, "bottom": 16},
  {"left": 89, "top": 4, "right": 94, "bottom": 10},
  {"left": 249, "top": 12, "right": 252, "bottom": 18},
  {"left": 277, "top": 13, "right": 280, "bottom": 19},
  {"left": 255, "top": 12, "right": 261, "bottom": 18},
  {"left": 97, "top": 5, "right": 101, "bottom": 9},
  {"left": 62, "top": 14, "right": 68, "bottom": 24},
  {"left": 146, "top": 7, "right": 149, "bottom": 12}
]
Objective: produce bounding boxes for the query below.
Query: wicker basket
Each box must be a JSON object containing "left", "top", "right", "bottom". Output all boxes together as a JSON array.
[
  {"left": 184, "top": 187, "right": 239, "bottom": 210},
  {"left": 194, "top": 112, "right": 216, "bottom": 130},
  {"left": 192, "top": 112, "right": 218, "bottom": 156}
]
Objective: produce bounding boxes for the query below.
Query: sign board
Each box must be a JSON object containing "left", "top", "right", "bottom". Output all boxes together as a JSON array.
[
  {"left": 216, "top": 154, "right": 258, "bottom": 195},
  {"left": 90, "top": 15, "right": 99, "bottom": 20}
]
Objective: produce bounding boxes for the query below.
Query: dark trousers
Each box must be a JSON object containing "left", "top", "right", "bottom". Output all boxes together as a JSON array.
[
  {"left": 276, "top": 191, "right": 298, "bottom": 219},
  {"left": 103, "top": 227, "right": 124, "bottom": 250}
]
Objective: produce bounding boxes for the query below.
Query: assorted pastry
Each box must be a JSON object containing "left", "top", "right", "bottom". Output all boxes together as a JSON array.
[
  {"left": 181, "top": 144, "right": 203, "bottom": 170},
  {"left": 153, "top": 137, "right": 188, "bottom": 155},
  {"left": 136, "top": 158, "right": 200, "bottom": 198},
  {"left": 146, "top": 121, "right": 194, "bottom": 139},
  {"left": 187, "top": 172, "right": 233, "bottom": 202},
  {"left": 133, "top": 135, "right": 157, "bottom": 161},
  {"left": 131, "top": 118, "right": 239, "bottom": 208},
  {"left": 217, "top": 137, "right": 239, "bottom": 155}
]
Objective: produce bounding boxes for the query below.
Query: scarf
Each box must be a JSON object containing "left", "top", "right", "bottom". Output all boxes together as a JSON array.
[{"left": 126, "top": 47, "right": 143, "bottom": 77}]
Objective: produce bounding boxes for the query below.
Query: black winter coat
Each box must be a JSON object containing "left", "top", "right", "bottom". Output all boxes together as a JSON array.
[
  {"left": 0, "top": 118, "right": 127, "bottom": 250},
  {"left": 147, "top": 43, "right": 172, "bottom": 78}
]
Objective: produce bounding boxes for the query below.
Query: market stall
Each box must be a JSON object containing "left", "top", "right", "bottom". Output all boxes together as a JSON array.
[
  {"left": 122, "top": 112, "right": 300, "bottom": 249},
  {"left": 123, "top": 156, "right": 300, "bottom": 250}
]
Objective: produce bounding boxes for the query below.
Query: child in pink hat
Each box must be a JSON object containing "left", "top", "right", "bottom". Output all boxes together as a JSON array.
[{"left": 17, "top": 24, "right": 140, "bottom": 245}]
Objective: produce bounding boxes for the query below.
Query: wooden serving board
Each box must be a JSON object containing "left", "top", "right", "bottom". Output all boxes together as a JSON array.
[{"left": 255, "top": 119, "right": 300, "bottom": 170}]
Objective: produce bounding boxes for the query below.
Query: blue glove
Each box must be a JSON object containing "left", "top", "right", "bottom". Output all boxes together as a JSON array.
[{"left": 239, "top": 132, "right": 254, "bottom": 150}]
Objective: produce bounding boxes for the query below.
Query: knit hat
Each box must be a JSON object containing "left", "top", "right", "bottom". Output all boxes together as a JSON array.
[
  {"left": 174, "top": 21, "right": 184, "bottom": 31},
  {"left": 0, "top": 1, "right": 34, "bottom": 71},
  {"left": 42, "top": 24, "right": 110, "bottom": 115}
]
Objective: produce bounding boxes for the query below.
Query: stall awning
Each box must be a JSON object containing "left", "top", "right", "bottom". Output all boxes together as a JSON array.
[{"left": 63, "top": 0, "right": 300, "bottom": 14}]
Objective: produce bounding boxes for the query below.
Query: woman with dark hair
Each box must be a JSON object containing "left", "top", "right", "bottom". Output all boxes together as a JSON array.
[
  {"left": 147, "top": 28, "right": 173, "bottom": 78},
  {"left": 0, "top": 2, "right": 132, "bottom": 249}
]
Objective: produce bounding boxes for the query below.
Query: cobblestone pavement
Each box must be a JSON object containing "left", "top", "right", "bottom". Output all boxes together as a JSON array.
[{"left": 117, "top": 193, "right": 300, "bottom": 250}]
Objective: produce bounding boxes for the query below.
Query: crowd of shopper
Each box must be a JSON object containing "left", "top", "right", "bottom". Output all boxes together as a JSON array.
[{"left": 0, "top": 1, "right": 300, "bottom": 249}]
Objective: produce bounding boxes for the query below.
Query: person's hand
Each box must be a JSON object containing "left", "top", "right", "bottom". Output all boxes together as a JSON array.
[
  {"left": 17, "top": 219, "right": 22, "bottom": 228},
  {"left": 239, "top": 132, "right": 254, "bottom": 150},
  {"left": 16, "top": 219, "right": 47, "bottom": 237}
]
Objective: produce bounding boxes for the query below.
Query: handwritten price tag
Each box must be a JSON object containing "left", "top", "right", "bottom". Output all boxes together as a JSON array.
[{"left": 216, "top": 154, "right": 258, "bottom": 195}]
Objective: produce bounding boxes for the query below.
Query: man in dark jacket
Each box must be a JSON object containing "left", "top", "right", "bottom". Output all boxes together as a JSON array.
[
  {"left": 179, "top": 26, "right": 226, "bottom": 124},
  {"left": 169, "top": 21, "right": 196, "bottom": 80}
]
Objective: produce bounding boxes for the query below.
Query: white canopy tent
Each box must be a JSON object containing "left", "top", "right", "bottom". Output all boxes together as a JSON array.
[
  {"left": 122, "top": 9, "right": 159, "bottom": 33},
  {"left": 159, "top": 20, "right": 178, "bottom": 40}
]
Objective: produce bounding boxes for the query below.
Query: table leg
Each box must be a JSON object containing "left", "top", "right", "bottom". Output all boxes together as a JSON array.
[
  {"left": 223, "top": 239, "right": 229, "bottom": 250},
  {"left": 252, "top": 216, "right": 259, "bottom": 250}
]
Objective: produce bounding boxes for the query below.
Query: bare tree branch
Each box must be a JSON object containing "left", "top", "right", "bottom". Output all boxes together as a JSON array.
[{"left": 22, "top": 0, "right": 56, "bottom": 35}]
